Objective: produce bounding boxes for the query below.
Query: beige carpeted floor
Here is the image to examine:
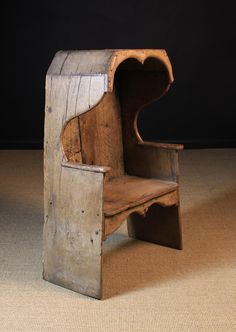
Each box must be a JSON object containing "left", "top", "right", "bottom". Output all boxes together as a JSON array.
[{"left": 0, "top": 149, "right": 236, "bottom": 331}]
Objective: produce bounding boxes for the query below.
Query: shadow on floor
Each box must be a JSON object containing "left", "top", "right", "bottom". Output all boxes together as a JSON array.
[
  {"left": 102, "top": 187, "right": 236, "bottom": 299},
  {"left": 0, "top": 157, "right": 235, "bottom": 300}
]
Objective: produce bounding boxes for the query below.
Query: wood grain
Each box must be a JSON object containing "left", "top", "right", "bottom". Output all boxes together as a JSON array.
[
  {"left": 62, "top": 117, "right": 82, "bottom": 162},
  {"left": 138, "top": 141, "right": 184, "bottom": 151},
  {"left": 128, "top": 203, "right": 182, "bottom": 250},
  {"left": 115, "top": 66, "right": 180, "bottom": 182},
  {"left": 47, "top": 49, "right": 173, "bottom": 93},
  {"left": 43, "top": 69, "right": 106, "bottom": 299},
  {"left": 104, "top": 175, "right": 178, "bottom": 216},
  {"left": 43, "top": 164, "right": 104, "bottom": 299},
  {"left": 43, "top": 49, "right": 182, "bottom": 299},
  {"left": 79, "top": 87, "right": 124, "bottom": 179},
  {"left": 104, "top": 190, "right": 178, "bottom": 239}
]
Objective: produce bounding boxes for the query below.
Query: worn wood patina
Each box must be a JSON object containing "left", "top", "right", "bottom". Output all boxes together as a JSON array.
[{"left": 43, "top": 49, "right": 183, "bottom": 299}]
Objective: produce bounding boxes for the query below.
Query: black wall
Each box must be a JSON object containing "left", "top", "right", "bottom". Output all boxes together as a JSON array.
[{"left": 2, "top": 1, "right": 236, "bottom": 148}]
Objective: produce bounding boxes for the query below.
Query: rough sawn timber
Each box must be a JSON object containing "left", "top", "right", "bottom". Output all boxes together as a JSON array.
[
  {"left": 43, "top": 73, "right": 106, "bottom": 299},
  {"left": 43, "top": 49, "right": 182, "bottom": 299}
]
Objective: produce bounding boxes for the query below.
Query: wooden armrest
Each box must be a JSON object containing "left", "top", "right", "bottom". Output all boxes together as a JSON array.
[
  {"left": 138, "top": 141, "right": 184, "bottom": 151},
  {"left": 62, "top": 161, "right": 110, "bottom": 174}
]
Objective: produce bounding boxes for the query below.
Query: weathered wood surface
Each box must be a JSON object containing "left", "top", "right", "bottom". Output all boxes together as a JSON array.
[
  {"left": 43, "top": 72, "right": 106, "bottom": 299},
  {"left": 79, "top": 87, "right": 124, "bottom": 179},
  {"left": 116, "top": 66, "right": 180, "bottom": 182},
  {"left": 104, "top": 190, "right": 178, "bottom": 239},
  {"left": 62, "top": 161, "right": 110, "bottom": 173},
  {"left": 43, "top": 165, "right": 104, "bottom": 298},
  {"left": 47, "top": 49, "right": 173, "bottom": 92},
  {"left": 62, "top": 117, "right": 82, "bottom": 163},
  {"left": 138, "top": 141, "right": 184, "bottom": 151},
  {"left": 43, "top": 49, "right": 182, "bottom": 299},
  {"left": 126, "top": 147, "right": 181, "bottom": 182},
  {"left": 127, "top": 203, "right": 182, "bottom": 250},
  {"left": 104, "top": 175, "right": 178, "bottom": 216},
  {"left": 47, "top": 50, "right": 113, "bottom": 77}
]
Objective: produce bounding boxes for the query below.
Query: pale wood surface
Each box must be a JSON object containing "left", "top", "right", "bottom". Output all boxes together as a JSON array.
[
  {"left": 43, "top": 165, "right": 104, "bottom": 299},
  {"left": 47, "top": 50, "right": 113, "bottom": 76},
  {"left": 47, "top": 49, "right": 173, "bottom": 92},
  {"left": 44, "top": 70, "right": 106, "bottom": 299}
]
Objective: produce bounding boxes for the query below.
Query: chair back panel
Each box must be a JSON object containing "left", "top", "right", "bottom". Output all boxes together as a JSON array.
[{"left": 79, "top": 87, "right": 124, "bottom": 179}]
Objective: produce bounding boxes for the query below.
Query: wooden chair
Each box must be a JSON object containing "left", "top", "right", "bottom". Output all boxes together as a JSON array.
[{"left": 43, "top": 49, "right": 183, "bottom": 299}]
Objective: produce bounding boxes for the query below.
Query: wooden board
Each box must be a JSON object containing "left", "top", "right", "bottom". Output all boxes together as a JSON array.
[
  {"left": 43, "top": 165, "right": 104, "bottom": 299},
  {"left": 115, "top": 67, "right": 180, "bottom": 182},
  {"left": 43, "top": 49, "right": 181, "bottom": 299},
  {"left": 128, "top": 204, "right": 182, "bottom": 250},
  {"left": 47, "top": 49, "right": 174, "bottom": 93},
  {"left": 104, "top": 190, "right": 178, "bottom": 238},
  {"left": 79, "top": 86, "right": 124, "bottom": 179},
  {"left": 43, "top": 72, "right": 107, "bottom": 299},
  {"left": 104, "top": 175, "right": 178, "bottom": 216}
]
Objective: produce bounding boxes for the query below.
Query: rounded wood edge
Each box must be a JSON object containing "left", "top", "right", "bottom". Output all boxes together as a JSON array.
[
  {"left": 138, "top": 141, "right": 184, "bottom": 151},
  {"left": 107, "top": 49, "right": 174, "bottom": 92},
  {"left": 103, "top": 190, "right": 179, "bottom": 239}
]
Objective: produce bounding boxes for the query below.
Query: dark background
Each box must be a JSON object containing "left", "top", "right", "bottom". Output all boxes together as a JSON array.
[{"left": 2, "top": 0, "right": 236, "bottom": 149}]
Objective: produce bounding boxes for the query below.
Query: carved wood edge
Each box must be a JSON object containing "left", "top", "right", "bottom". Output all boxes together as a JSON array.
[
  {"left": 138, "top": 141, "right": 184, "bottom": 151},
  {"left": 103, "top": 190, "right": 179, "bottom": 240},
  {"left": 61, "top": 161, "right": 111, "bottom": 173},
  {"left": 107, "top": 49, "right": 174, "bottom": 92}
]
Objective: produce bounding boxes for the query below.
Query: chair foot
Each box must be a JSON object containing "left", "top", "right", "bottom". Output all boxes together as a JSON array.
[
  {"left": 127, "top": 204, "right": 182, "bottom": 250},
  {"left": 43, "top": 164, "right": 104, "bottom": 299},
  {"left": 43, "top": 237, "right": 103, "bottom": 299}
]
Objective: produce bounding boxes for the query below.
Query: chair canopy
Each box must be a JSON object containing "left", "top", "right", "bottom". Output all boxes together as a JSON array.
[
  {"left": 43, "top": 49, "right": 182, "bottom": 299},
  {"left": 56, "top": 49, "right": 174, "bottom": 179}
]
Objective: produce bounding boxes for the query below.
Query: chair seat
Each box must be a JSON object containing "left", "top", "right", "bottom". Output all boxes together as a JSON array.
[{"left": 104, "top": 175, "right": 178, "bottom": 217}]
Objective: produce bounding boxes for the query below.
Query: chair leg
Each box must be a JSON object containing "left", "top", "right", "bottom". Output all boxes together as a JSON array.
[
  {"left": 43, "top": 223, "right": 103, "bottom": 299},
  {"left": 127, "top": 204, "right": 182, "bottom": 250}
]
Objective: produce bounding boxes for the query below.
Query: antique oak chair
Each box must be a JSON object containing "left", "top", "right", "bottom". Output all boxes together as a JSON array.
[{"left": 43, "top": 49, "right": 183, "bottom": 299}]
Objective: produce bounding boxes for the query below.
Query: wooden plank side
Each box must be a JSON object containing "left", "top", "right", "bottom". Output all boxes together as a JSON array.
[
  {"left": 47, "top": 49, "right": 173, "bottom": 93},
  {"left": 64, "top": 50, "right": 112, "bottom": 75},
  {"left": 47, "top": 50, "right": 113, "bottom": 76},
  {"left": 127, "top": 203, "right": 182, "bottom": 250},
  {"left": 43, "top": 166, "right": 104, "bottom": 299},
  {"left": 47, "top": 51, "right": 70, "bottom": 75},
  {"left": 125, "top": 147, "right": 180, "bottom": 182},
  {"left": 114, "top": 68, "right": 180, "bottom": 182},
  {"left": 43, "top": 70, "right": 106, "bottom": 298}
]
